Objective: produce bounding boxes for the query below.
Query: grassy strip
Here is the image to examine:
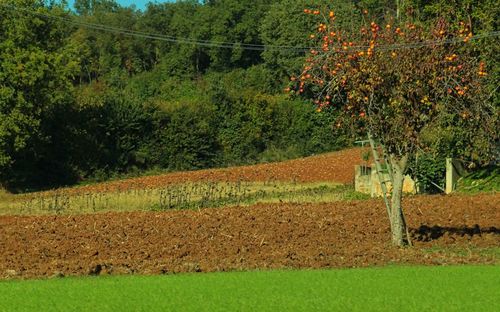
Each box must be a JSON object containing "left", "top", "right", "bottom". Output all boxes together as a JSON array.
[
  {"left": 0, "top": 182, "right": 369, "bottom": 215},
  {"left": 422, "top": 246, "right": 500, "bottom": 259},
  {"left": 0, "top": 266, "right": 499, "bottom": 312},
  {"left": 456, "top": 166, "right": 499, "bottom": 194}
]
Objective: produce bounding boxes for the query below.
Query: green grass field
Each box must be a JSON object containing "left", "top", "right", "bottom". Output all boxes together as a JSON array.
[{"left": 1, "top": 266, "right": 498, "bottom": 312}]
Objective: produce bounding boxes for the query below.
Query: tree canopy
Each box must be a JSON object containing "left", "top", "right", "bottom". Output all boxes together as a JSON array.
[{"left": 295, "top": 6, "right": 497, "bottom": 245}]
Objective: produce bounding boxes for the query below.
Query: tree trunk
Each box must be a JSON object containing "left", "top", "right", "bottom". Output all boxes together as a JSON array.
[{"left": 389, "top": 154, "right": 409, "bottom": 246}]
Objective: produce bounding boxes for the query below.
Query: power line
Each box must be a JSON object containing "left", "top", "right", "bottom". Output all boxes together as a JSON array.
[
  {"left": 2, "top": 3, "right": 314, "bottom": 52},
  {"left": 2, "top": 3, "right": 499, "bottom": 53}
]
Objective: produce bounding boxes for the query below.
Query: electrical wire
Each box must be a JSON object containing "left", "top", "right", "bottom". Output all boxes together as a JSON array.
[{"left": 1, "top": 3, "right": 314, "bottom": 51}]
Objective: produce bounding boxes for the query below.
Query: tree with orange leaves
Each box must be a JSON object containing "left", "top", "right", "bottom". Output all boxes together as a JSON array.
[{"left": 292, "top": 9, "right": 497, "bottom": 246}]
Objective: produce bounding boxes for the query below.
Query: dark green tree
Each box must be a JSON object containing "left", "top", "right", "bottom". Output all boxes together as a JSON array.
[{"left": 0, "top": 0, "right": 79, "bottom": 189}]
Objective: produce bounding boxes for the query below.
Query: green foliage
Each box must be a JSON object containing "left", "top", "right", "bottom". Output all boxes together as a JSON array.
[
  {"left": 197, "top": 0, "right": 272, "bottom": 71},
  {"left": 2, "top": 0, "right": 496, "bottom": 191},
  {"left": 13, "top": 68, "right": 342, "bottom": 190},
  {"left": 457, "top": 165, "right": 499, "bottom": 193},
  {"left": 406, "top": 0, "right": 499, "bottom": 31},
  {"left": 205, "top": 71, "right": 344, "bottom": 166},
  {"left": 74, "top": 0, "right": 119, "bottom": 16},
  {"left": 407, "top": 153, "right": 446, "bottom": 193},
  {"left": 0, "top": 0, "right": 79, "bottom": 189},
  {"left": 407, "top": 0, "right": 500, "bottom": 166},
  {"left": 152, "top": 101, "right": 220, "bottom": 171},
  {"left": 260, "top": 0, "right": 364, "bottom": 79}
]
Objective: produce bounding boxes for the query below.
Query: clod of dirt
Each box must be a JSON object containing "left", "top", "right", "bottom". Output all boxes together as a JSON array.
[
  {"left": 50, "top": 271, "right": 65, "bottom": 279},
  {"left": 89, "top": 264, "right": 102, "bottom": 276},
  {"left": 4, "top": 269, "right": 17, "bottom": 278}
]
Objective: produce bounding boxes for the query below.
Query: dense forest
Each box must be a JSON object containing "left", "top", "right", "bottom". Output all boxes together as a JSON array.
[{"left": 0, "top": 0, "right": 498, "bottom": 191}]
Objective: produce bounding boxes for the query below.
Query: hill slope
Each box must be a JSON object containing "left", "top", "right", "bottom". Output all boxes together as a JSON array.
[{"left": 43, "top": 147, "right": 366, "bottom": 196}]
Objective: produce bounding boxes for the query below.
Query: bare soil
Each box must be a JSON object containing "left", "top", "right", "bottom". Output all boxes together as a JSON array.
[
  {"left": 36, "top": 147, "right": 366, "bottom": 196},
  {"left": 1, "top": 193, "right": 498, "bottom": 279}
]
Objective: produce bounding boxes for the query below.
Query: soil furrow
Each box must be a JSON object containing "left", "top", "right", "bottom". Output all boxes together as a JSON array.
[{"left": 1, "top": 193, "right": 498, "bottom": 279}]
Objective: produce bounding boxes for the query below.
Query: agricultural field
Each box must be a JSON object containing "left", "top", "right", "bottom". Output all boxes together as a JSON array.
[
  {"left": 0, "top": 148, "right": 367, "bottom": 215},
  {"left": 1, "top": 148, "right": 499, "bottom": 280},
  {"left": 0, "top": 195, "right": 499, "bottom": 278}
]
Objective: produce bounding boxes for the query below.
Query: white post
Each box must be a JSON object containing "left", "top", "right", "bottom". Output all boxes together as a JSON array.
[{"left": 445, "top": 158, "right": 460, "bottom": 194}]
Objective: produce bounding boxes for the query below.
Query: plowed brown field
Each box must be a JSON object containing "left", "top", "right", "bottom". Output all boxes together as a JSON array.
[
  {"left": 41, "top": 148, "right": 366, "bottom": 196},
  {"left": 1, "top": 193, "right": 498, "bottom": 279}
]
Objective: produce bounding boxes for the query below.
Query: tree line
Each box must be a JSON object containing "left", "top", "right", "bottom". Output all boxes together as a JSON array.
[{"left": 0, "top": 0, "right": 497, "bottom": 191}]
